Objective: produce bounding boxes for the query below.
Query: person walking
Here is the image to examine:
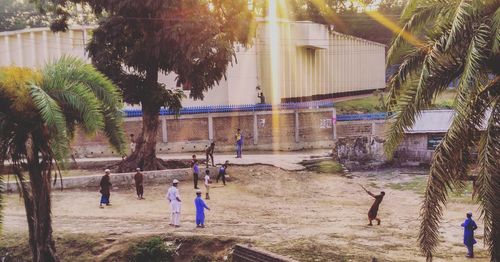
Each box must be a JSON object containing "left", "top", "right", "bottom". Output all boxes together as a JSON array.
[
  {"left": 192, "top": 157, "right": 200, "bottom": 189},
  {"left": 361, "top": 185, "right": 385, "bottom": 226},
  {"left": 204, "top": 170, "right": 211, "bottom": 200},
  {"left": 461, "top": 212, "right": 478, "bottom": 258},
  {"left": 216, "top": 161, "right": 229, "bottom": 185},
  {"left": 194, "top": 189, "right": 210, "bottom": 228},
  {"left": 205, "top": 142, "right": 215, "bottom": 168},
  {"left": 134, "top": 168, "right": 144, "bottom": 199},
  {"left": 99, "top": 169, "right": 112, "bottom": 208},
  {"left": 167, "top": 179, "right": 182, "bottom": 227},
  {"left": 235, "top": 129, "right": 243, "bottom": 158},
  {"left": 129, "top": 134, "right": 136, "bottom": 154}
]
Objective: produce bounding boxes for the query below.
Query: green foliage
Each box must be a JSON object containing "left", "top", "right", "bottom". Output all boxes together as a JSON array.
[
  {"left": 385, "top": 0, "right": 500, "bottom": 260},
  {"left": 0, "top": 56, "right": 126, "bottom": 260},
  {"left": 0, "top": 0, "right": 95, "bottom": 31},
  {"left": 304, "top": 160, "right": 344, "bottom": 174},
  {"left": 130, "top": 237, "right": 175, "bottom": 262}
]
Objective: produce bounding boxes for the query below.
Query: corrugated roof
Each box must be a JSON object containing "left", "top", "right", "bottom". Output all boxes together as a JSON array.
[
  {"left": 405, "top": 109, "right": 490, "bottom": 134},
  {"left": 405, "top": 110, "right": 455, "bottom": 134}
]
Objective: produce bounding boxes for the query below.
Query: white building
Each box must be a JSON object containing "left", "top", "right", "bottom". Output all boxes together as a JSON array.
[{"left": 0, "top": 20, "right": 386, "bottom": 106}]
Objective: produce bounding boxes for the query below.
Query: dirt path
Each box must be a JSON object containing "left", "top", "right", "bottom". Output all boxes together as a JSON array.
[{"left": 2, "top": 166, "right": 487, "bottom": 261}]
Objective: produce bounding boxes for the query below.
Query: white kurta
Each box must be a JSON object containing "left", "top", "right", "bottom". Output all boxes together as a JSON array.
[{"left": 167, "top": 186, "right": 181, "bottom": 213}]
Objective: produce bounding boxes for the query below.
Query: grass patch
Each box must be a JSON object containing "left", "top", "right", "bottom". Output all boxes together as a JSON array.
[
  {"left": 387, "top": 175, "right": 475, "bottom": 203},
  {"left": 335, "top": 89, "right": 457, "bottom": 114},
  {"left": 0, "top": 232, "right": 107, "bottom": 262},
  {"left": 336, "top": 93, "right": 385, "bottom": 114},
  {"left": 387, "top": 176, "right": 427, "bottom": 195},
  {"left": 304, "top": 160, "right": 344, "bottom": 174}
]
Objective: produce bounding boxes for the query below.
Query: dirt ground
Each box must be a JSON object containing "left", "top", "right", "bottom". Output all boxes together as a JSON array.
[{"left": 2, "top": 165, "right": 488, "bottom": 261}]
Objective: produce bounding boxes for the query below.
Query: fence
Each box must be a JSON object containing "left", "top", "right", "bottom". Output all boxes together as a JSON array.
[{"left": 123, "top": 101, "right": 335, "bottom": 117}]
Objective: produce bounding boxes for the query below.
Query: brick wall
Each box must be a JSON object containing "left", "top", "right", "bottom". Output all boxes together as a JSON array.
[
  {"left": 299, "top": 111, "right": 333, "bottom": 142},
  {"left": 71, "top": 108, "right": 337, "bottom": 156},
  {"left": 213, "top": 115, "right": 254, "bottom": 145},
  {"left": 257, "top": 113, "right": 295, "bottom": 144},
  {"left": 167, "top": 118, "right": 209, "bottom": 142}
]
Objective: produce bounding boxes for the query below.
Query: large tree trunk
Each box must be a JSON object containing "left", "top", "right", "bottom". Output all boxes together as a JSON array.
[
  {"left": 116, "top": 67, "right": 167, "bottom": 172},
  {"left": 24, "top": 134, "right": 59, "bottom": 262}
]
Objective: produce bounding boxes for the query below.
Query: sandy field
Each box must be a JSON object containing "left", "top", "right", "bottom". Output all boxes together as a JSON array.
[{"left": 2, "top": 165, "right": 488, "bottom": 261}]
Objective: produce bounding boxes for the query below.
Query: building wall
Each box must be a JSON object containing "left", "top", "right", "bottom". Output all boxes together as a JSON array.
[
  {"left": 71, "top": 108, "right": 336, "bottom": 157},
  {"left": 256, "top": 21, "right": 386, "bottom": 103},
  {"left": 1, "top": 21, "right": 385, "bottom": 106}
]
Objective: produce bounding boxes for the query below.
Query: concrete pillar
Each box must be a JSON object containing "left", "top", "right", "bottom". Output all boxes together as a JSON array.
[
  {"left": 253, "top": 112, "right": 258, "bottom": 145},
  {"left": 208, "top": 114, "right": 214, "bottom": 141},
  {"left": 16, "top": 34, "right": 23, "bottom": 66},
  {"left": 333, "top": 108, "right": 337, "bottom": 140},
  {"left": 56, "top": 32, "right": 62, "bottom": 57},
  {"left": 30, "top": 32, "right": 36, "bottom": 67},
  {"left": 4, "top": 36, "right": 11, "bottom": 65},
  {"left": 161, "top": 116, "right": 168, "bottom": 143},
  {"left": 294, "top": 110, "right": 299, "bottom": 143},
  {"left": 42, "top": 31, "right": 48, "bottom": 61}
]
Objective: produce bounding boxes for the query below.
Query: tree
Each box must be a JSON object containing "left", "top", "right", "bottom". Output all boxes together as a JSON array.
[
  {"left": 0, "top": 56, "right": 126, "bottom": 262},
  {"left": 384, "top": 0, "right": 500, "bottom": 260},
  {"left": 41, "top": 0, "right": 253, "bottom": 171},
  {"left": 0, "top": 0, "right": 95, "bottom": 32}
]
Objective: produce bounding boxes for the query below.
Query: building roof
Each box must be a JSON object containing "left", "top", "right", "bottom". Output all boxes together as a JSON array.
[
  {"left": 405, "top": 109, "right": 491, "bottom": 134},
  {"left": 405, "top": 110, "right": 455, "bottom": 134}
]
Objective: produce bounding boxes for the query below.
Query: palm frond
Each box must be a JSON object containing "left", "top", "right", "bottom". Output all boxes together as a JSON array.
[
  {"left": 43, "top": 81, "right": 105, "bottom": 135},
  {"left": 445, "top": 0, "right": 474, "bottom": 51},
  {"left": 385, "top": 33, "right": 461, "bottom": 157},
  {"left": 386, "top": 44, "right": 429, "bottom": 110},
  {"left": 43, "top": 56, "right": 126, "bottom": 155},
  {"left": 419, "top": 79, "right": 499, "bottom": 260},
  {"left": 387, "top": 0, "right": 457, "bottom": 66},
  {"left": 476, "top": 78, "right": 500, "bottom": 261},
  {"left": 492, "top": 7, "right": 500, "bottom": 55},
  {"left": 28, "top": 84, "right": 69, "bottom": 162}
]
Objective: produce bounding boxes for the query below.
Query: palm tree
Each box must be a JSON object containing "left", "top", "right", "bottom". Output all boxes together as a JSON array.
[
  {"left": 384, "top": 0, "right": 499, "bottom": 261},
  {"left": 0, "top": 56, "right": 126, "bottom": 262}
]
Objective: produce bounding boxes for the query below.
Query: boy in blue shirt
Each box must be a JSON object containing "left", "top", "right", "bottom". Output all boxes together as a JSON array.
[
  {"left": 192, "top": 155, "right": 199, "bottom": 189},
  {"left": 194, "top": 189, "right": 210, "bottom": 228},
  {"left": 461, "top": 212, "right": 478, "bottom": 258}
]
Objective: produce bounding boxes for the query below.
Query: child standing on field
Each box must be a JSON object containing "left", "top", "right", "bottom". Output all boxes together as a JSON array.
[
  {"left": 204, "top": 170, "right": 211, "bottom": 199},
  {"left": 194, "top": 189, "right": 210, "bottom": 228}
]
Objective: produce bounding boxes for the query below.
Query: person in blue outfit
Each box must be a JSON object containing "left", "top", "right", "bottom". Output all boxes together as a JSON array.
[
  {"left": 235, "top": 129, "right": 243, "bottom": 158},
  {"left": 461, "top": 212, "right": 478, "bottom": 258},
  {"left": 194, "top": 189, "right": 210, "bottom": 228}
]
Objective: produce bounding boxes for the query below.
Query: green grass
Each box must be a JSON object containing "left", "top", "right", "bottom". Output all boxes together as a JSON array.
[
  {"left": 305, "top": 160, "right": 344, "bottom": 174},
  {"left": 387, "top": 175, "right": 475, "bottom": 204},
  {"left": 335, "top": 89, "right": 457, "bottom": 114},
  {"left": 336, "top": 94, "right": 385, "bottom": 114}
]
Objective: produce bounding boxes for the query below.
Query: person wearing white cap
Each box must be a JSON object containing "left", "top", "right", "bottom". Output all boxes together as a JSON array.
[
  {"left": 166, "top": 179, "right": 182, "bottom": 227},
  {"left": 461, "top": 211, "right": 478, "bottom": 258},
  {"left": 134, "top": 168, "right": 144, "bottom": 200},
  {"left": 194, "top": 189, "right": 210, "bottom": 228},
  {"left": 99, "top": 169, "right": 112, "bottom": 208}
]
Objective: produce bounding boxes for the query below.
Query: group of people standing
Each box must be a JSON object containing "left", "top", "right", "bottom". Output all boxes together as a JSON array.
[{"left": 166, "top": 157, "right": 229, "bottom": 228}]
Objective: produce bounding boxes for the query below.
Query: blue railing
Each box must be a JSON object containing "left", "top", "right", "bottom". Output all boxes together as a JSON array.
[
  {"left": 123, "top": 101, "right": 335, "bottom": 117},
  {"left": 337, "top": 112, "right": 387, "bottom": 121}
]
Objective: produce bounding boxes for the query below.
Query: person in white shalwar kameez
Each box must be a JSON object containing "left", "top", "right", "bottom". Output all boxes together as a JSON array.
[{"left": 167, "top": 179, "right": 182, "bottom": 227}]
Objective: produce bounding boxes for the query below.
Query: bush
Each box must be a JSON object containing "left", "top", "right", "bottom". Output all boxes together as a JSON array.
[{"left": 130, "top": 237, "right": 175, "bottom": 262}]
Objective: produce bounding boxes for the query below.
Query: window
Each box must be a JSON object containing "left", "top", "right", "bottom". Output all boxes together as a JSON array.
[{"left": 427, "top": 134, "right": 445, "bottom": 150}]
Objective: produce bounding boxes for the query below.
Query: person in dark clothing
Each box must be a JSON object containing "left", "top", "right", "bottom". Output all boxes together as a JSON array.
[
  {"left": 361, "top": 185, "right": 385, "bottom": 226},
  {"left": 134, "top": 168, "right": 144, "bottom": 199},
  {"left": 216, "top": 161, "right": 229, "bottom": 185},
  {"left": 192, "top": 156, "right": 200, "bottom": 189},
  {"left": 461, "top": 212, "right": 478, "bottom": 258},
  {"left": 99, "top": 169, "right": 112, "bottom": 208},
  {"left": 205, "top": 142, "right": 215, "bottom": 168}
]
